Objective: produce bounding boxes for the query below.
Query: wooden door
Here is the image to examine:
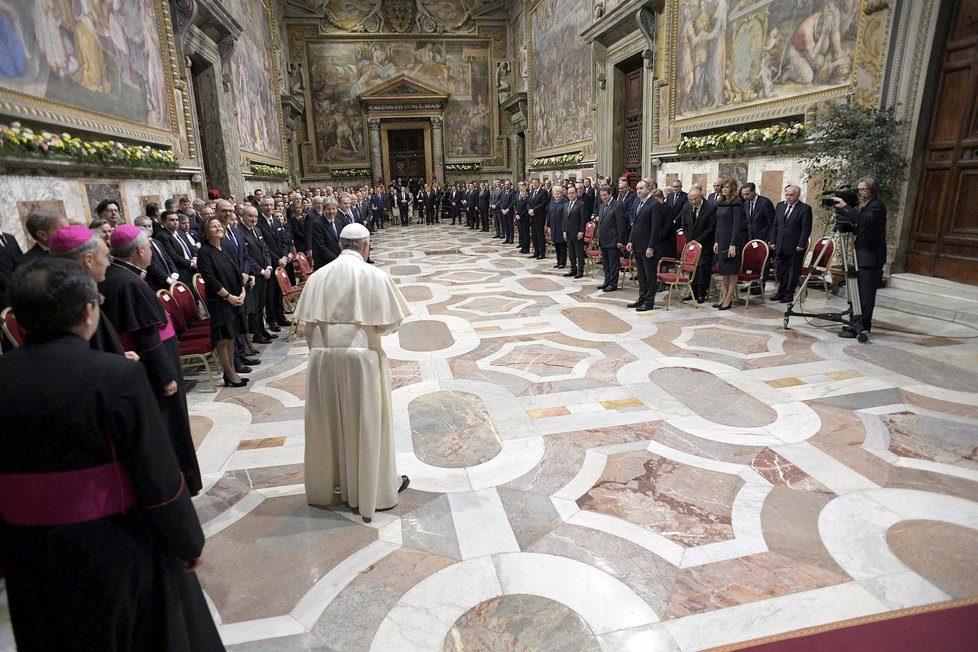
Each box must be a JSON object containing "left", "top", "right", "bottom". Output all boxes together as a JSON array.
[
  {"left": 387, "top": 129, "right": 426, "bottom": 181},
  {"left": 906, "top": 0, "right": 978, "bottom": 283},
  {"left": 623, "top": 67, "right": 643, "bottom": 185}
]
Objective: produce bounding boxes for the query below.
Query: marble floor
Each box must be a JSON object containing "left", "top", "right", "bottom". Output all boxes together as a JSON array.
[{"left": 4, "top": 224, "right": 978, "bottom": 651}]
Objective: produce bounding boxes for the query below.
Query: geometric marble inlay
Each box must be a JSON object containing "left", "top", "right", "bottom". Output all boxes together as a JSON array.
[
  {"left": 399, "top": 320, "right": 456, "bottom": 352},
  {"left": 882, "top": 412, "right": 978, "bottom": 471},
  {"left": 448, "top": 295, "right": 535, "bottom": 317},
  {"left": 409, "top": 391, "right": 502, "bottom": 468},
  {"left": 577, "top": 451, "right": 741, "bottom": 547},
  {"left": 651, "top": 367, "right": 778, "bottom": 427},
  {"left": 887, "top": 520, "right": 978, "bottom": 598},
  {"left": 673, "top": 324, "right": 786, "bottom": 360},
  {"left": 478, "top": 340, "right": 604, "bottom": 382},
  {"left": 442, "top": 594, "right": 600, "bottom": 651},
  {"left": 561, "top": 307, "right": 630, "bottom": 335}
]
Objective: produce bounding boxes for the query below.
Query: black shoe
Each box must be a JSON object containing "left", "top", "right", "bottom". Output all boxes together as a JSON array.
[
  {"left": 574, "top": 274, "right": 583, "bottom": 279},
  {"left": 223, "top": 374, "right": 248, "bottom": 387},
  {"left": 276, "top": 319, "right": 291, "bottom": 328},
  {"left": 398, "top": 475, "right": 410, "bottom": 493},
  {"left": 557, "top": 265, "right": 566, "bottom": 269},
  {"left": 252, "top": 334, "right": 272, "bottom": 344},
  {"left": 367, "top": 259, "right": 375, "bottom": 264},
  {"left": 749, "top": 287, "right": 763, "bottom": 295},
  {"left": 718, "top": 304, "right": 732, "bottom": 311},
  {"left": 235, "top": 364, "right": 252, "bottom": 374},
  {"left": 779, "top": 298, "right": 791, "bottom": 303},
  {"left": 636, "top": 304, "right": 654, "bottom": 312},
  {"left": 563, "top": 271, "right": 576, "bottom": 277},
  {"left": 770, "top": 294, "right": 784, "bottom": 302},
  {"left": 267, "top": 324, "right": 281, "bottom": 333},
  {"left": 553, "top": 264, "right": 561, "bottom": 268},
  {"left": 712, "top": 303, "right": 722, "bottom": 308},
  {"left": 262, "top": 331, "right": 279, "bottom": 340},
  {"left": 626, "top": 300, "right": 643, "bottom": 308},
  {"left": 241, "top": 357, "right": 261, "bottom": 366},
  {"left": 656, "top": 283, "right": 666, "bottom": 292},
  {"left": 603, "top": 287, "right": 619, "bottom": 292}
]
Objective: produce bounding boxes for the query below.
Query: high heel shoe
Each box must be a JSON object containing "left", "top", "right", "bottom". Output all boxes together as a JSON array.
[
  {"left": 223, "top": 374, "right": 249, "bottom": 387},
  {"left": 718, "top": 303, "right": 732, "bottom": 311}
]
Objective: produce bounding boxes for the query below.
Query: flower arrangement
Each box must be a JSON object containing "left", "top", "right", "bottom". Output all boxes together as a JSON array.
[
  {"left": 0, "top": 122, "right": 178, "bottom": 168},
  {"left": 445, "top": 162, "right": 481, "bottom": 172},
  {"left": 531, "top": 152, "right": 584, "bottom": 169},
  {"left": 250, "top": 163, "right": 290, "bottom": 179},
  {"left": 331, "top": 168, "right": 371, "bottom": 178},
  {"left": 676, "top": 122, "right": 805, "bottom": 153}
]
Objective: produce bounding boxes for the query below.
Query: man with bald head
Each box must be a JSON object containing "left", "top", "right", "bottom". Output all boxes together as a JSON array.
[
  {"left": 681, "top": 188, "right": 717, "bottom": 303},
  {"left": 769, "top": 185, "right": 813, "bottom": 302}
]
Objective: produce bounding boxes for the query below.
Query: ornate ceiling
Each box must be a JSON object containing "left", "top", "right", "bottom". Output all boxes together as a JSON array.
[{"left": 284, "top": 0, "right": 512, "bottom": 33}]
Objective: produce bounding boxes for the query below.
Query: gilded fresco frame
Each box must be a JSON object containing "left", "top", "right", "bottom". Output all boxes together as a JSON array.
[
  {"left": 235, "top": 0, "right": 288, "bottom": 167},
  {"left": 295, "top": 31, "right": 499, "bottom": 174},
  {"left": 0, "top": 0, "right": 182, "bottom": 148},
  {"left": 666, "top": 0, "right": 886, "bottom": 135},
  {"left": 526, "top": 0, "right": 595, "bottom": 159}
]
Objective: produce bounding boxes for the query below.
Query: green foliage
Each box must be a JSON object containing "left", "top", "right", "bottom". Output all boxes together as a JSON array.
[{"left": 801, "top": 103, "right": 907, "bottom": 207}]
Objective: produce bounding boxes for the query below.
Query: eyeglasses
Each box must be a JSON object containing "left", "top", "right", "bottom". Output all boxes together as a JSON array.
[{"left": 89, "top": 293, "right": 105, "bottom": 307}]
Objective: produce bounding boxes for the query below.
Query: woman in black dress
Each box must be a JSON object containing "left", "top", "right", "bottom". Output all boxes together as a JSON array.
[
  {"left": 195, "top": 215, "right": 249, "bottom": 386},
  {"left": 713, "top": 178, "right": 747, "bottom": 310},
  {"left": 514, "top": 186, "right": 530, "bottom": 253}
]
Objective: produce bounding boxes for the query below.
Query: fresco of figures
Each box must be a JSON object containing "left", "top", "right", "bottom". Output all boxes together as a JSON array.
[
  {"left": 0, "top": 0, "right": 171, "bottom": 132},
  {"left": 306, "top": 39, "right": 492, "bottom": 163},
  {"left": 510, "top": 9, "right": 527, "bottom": 93},
  {"left": 225, "top": 0, "right": 283, "bottom": 160},
  {"left": 675, "top": 0, "right": 861, "bottom": 119},
  {"left": 529, "top": 0, "right": 593, "bottom": 154}
]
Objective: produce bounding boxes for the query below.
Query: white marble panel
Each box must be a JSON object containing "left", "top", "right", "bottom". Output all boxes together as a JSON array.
[
  {"left": 369, "top": 556, "right": 502, "bottom": 651},
  {"left": 553, "top": 449, "right": 607, "bottom": 501},
  {"left": 859, "top": 571, "right": 951, "bottom": 610},
  {"left": 202, "top": 491, "right": 265, "bottom": 538},
  {"left": 218, "top": 615, "right": 306, "bottom": 647},
  {"left": 448, "top": 489, "right": 521, "bottom": 559},
  {"left": 772, "top": 441, "right": 879, "bottom": 495},
  {"left": 660, "top": 582, "right": 888, "bottom": 652},
  {"left": 291, "top": 540, "right": 399, "bottom": 628},
  {"left": 566, "top": 509, "right": 685, "bottom": 567},
  {"left": 494, "top": 552, "right": 660, "bottom": 634},
  {"left": 817, "top": 492, "right": 906, "bottom": 581},
  {"left": 597, "top": 624, "right": 681, "bottom": 652}
]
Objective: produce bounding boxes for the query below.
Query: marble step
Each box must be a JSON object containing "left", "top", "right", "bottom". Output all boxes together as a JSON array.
[
  {"left": 876, "top": 286, "right": 978, "bottom": 327},
  {"left": 887, "top": 273, "right": 978, "bottom": 303}
]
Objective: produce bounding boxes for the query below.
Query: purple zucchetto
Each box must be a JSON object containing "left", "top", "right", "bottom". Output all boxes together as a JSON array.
[
  {"left": 49, "top": 225, "right": 95, "bottom": 253},
  {"left": 109, "top": 224, "right": 142, "bottom": 249}
]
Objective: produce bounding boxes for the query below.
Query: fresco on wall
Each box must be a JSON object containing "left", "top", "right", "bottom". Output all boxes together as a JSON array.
[
  {"left": 529, "top": 0, "right": 593, "bottom": 154},
  {"left": 306, "top": 39, "right": 492, "bottom": 163},
  {"left": 225, "top": 0, "right": 283, "bottom": 160},
  {"left": 0, "top": 0, "right": 171, "bottom": 133},
  {"left": 675, "top": 0, "right": 861, "bottom": 119},
  {"left": 511, "top": 9, "right": 527, "bottom": 93}
]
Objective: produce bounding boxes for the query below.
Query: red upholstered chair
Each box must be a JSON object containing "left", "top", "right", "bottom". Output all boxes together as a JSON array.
[
  {"left": 156, "top": 291, "right": 220, "bottom": 392},
  {"left": 583, "top": 220, "right": 600, "bottom": 276},
  {"left": 676, "top": 229, "right": 688, "bottom": 254},
  {"left": 619, "top": 249, "right": 636, "bottom": 286},
  {"left": 191, "top": 273, "right": 209, "bottom": 319},
  {"left": 1, "top": 307, "right": 25, "bottom": 348},
  {"left": 738, "top": 240, "right": 770, "bottom": 309},
  {"left": 275, "top": 267, "right": 302, "bottom": 341},
  {"left": 157, "top": 289, "right": 210, "bottom": 341},
  {"left": 656, "top": 241, "right": 703, "bottom": 310},
  {"left": 170, "top": 281, "right": 210, "bottom": 330},
  {"left": 800, "top": 237, "right": 836, "bottom": 300},
  {"left": 294, "top": 252, "right": 313, "bottom": 287}
]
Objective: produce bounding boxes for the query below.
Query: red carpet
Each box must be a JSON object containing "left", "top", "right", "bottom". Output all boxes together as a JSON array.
[{"left": 710, "top": 598, "right": 978, "bottom": 652}]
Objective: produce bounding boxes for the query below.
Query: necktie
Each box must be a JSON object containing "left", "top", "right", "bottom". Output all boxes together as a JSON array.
[
  {"left": 227, "top": 228, "right": 238, "bottom": 249},
  {"left": 671, "top": 194, "right": 677, "bottom": 206},
  {"left": 694, "top": 207, "right": 699, "bottom": 222},
  {"left": 330, "top": 220, "right": 338, "bottom": 239},
  {"left": 748, "top": 201, "right": 754, "bottom": 217},
  {"left": 176, "top": 232, "right": 192, "bottom": 259},
  {"left": 0, "top": 233, "right": 5, "bottom": 247},
  {"left": 784, "top": 204, "right": 793, "bottom": 222},
  {"left": 153, "top": 240, "right": 174, "bottom": 275}
]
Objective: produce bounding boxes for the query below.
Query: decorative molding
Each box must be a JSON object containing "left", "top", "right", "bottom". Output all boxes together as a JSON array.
[{"left": 865, "top": 0, "right": 893, "bottom": 14}]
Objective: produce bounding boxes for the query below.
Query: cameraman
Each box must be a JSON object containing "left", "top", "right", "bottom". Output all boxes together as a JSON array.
[{"left": 832, "top": 177, "right": 887, "bottom": 339}]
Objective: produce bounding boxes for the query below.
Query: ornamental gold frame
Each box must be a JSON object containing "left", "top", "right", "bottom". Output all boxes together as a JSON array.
[{"left": 0, "top": 0, "right": 182, "bottom": 148}]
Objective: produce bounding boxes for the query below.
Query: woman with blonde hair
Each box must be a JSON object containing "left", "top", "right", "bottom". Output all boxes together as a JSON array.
[{"left": 713, "top": 178, "right": 747, "bottom": 310}]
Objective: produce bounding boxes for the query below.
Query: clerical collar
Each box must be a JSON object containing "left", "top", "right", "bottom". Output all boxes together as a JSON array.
[{"left": 113, "top": 259, "right": 144, "bottom": 274}]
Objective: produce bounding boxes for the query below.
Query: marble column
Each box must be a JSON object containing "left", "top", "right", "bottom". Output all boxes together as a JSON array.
[
  {"left": 431, "top": 116, "right": 445, "bottom": 185},
  {"left": 368, "top": 118, "right": 382, "bottom": 185},
  {"left": 513, "top": 132, "right": 526, "bottom": 183}
]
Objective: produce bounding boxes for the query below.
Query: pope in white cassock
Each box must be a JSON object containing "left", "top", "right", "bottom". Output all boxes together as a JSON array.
[{"left": 293, "top": 223, "right": 412, "bottom": 522}]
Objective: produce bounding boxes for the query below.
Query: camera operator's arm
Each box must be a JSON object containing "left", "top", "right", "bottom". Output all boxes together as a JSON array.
[{"left": 831, "top": 196, "right": 857, "bottom": 222}]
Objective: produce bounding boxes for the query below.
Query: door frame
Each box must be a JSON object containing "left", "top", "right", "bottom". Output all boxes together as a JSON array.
[{"left": 381, "top": 121, "right": 433, "bottom": 187}]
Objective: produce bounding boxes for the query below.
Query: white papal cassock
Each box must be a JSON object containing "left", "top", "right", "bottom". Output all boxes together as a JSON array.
[{"left": 292, "top": 248, "right": 411, "bottom": 518}]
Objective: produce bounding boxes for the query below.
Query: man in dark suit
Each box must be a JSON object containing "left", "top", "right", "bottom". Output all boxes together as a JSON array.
[
  {"left": 479, "top": 182, "right": 491, "bottom": 232},
  {"left": 0, "top": 212, "right": 24, "bottom": 310},
  {"left": 308, "top": 197, "right": 344, "bottom": 270},
  {"left": 581, "top": 178, "right": 597, "bottom": 221},
  {"left": 667, "top": 179, "right": 689, "bottom": 215},
  {"left": 257, "top": 198, "right": 290, "bottom": 329},
  {"left": 241, "top": 205, "right": 276, "bottom": 341},
  {"left": 628, "top": 179, "right": 665, "bottom": 311},
  {"left": 617, "top": 178, "right": 638, "bottom": 225},
  {"left": 134, "top": 215, "right": 178, "bottom": 291},
  {"left": 596, "top": 186, "right": 627, "bottom": 291},
  {"left": 498, "top": 180, "right": 516, "bottom": 243},
  {"left": 832, "top": 177, "right": 887, "bottom": 339},
  {"left": 526, "top": 178, "right": 550, "bottom": 259},
  {"left": 562, "top": 184, "right": 589, "bottom": 279},
  {"left": 707, "top": 179, "right": 723, "bottom": 204},
  {"left": 681, "top": 188, "right": 717, "bottom": 303},
  {"left": 466, "top": 183, "right": 479, "bottom": 229},
  {"left": 155, "top": 210, "right": 196, "bottom": 285},
  {"left": 740, "top": 182, "right": 776, "bottom": 294},
  {"left": 21, "top": 213, "right": 69, "bottom": 264},
  {"left": 768, "top": 185, "right": 813, "bottom": 303}
]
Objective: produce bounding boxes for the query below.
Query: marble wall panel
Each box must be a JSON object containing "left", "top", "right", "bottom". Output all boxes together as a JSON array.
[
  {"left": 760, "top": 170, "right": 785, "bottom": 202},
  {"left": 0, "top": 174, "right": 86, "bottom": 245}
]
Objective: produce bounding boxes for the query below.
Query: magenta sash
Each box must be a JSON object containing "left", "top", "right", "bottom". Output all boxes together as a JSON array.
[{"left": 0, "top": 462, "right": 137, "bottom": 526}]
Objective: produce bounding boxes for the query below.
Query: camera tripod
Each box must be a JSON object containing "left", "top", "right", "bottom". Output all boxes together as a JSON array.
[{"left": 782, "top": 227, "right": 867, "bottom": 343}]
